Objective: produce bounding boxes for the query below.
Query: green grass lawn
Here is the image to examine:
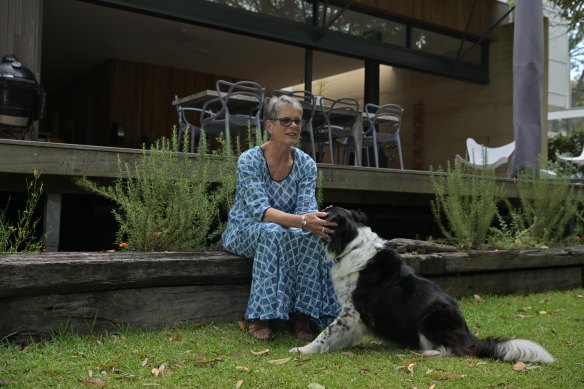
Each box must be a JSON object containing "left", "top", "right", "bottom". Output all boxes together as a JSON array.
[{"left": 1, "top": 289, "right": 582, "bottom": 388}]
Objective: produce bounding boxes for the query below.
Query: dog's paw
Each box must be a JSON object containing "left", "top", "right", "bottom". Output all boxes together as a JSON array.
[
  {"left": 420, "top": 349, "right": 442, "bottom": 357},
  {"left": 289, "top": 346, "right": 312, "bottom": 354}
]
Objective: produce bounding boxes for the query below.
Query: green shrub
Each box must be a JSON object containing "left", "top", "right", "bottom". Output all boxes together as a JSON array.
[
  {"left": 490, "top": 170, "right": 582, "bottom": 248},
  {"left": 76, "top": 129, "right": 237, "bottom": 251},
  {"left": 430, "top": 160, "right": 505, "bottom": 249},
  {"left": 0, "top": 170, "right": 45, "bottom": 253}
]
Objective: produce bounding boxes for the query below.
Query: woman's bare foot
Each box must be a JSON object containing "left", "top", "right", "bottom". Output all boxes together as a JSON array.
[
  {"left": 291, "top": 313, "right": 315, "bottom": 342},
  {"left": 247, "top": 321, "right": 274, "bottom": 340}
]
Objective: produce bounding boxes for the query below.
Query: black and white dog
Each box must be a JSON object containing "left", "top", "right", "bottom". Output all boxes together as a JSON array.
[{"left": 290, "top": 207, "right": 555, "bottom": 363}]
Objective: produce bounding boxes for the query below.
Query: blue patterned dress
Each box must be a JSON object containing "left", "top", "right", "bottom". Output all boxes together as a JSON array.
[{"left": 222, "top": 146, "right": 340, "bottom": 326}]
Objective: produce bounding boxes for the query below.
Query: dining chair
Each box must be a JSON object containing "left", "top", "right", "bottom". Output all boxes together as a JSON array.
[
  {"left": 200, "top": 80, "right": 266, "bottom": 149},
  {"left": 316, "top": 96, "right": 360, "bottom": 165},
  {"left": 363, "top": 103, "right": 405, "bottom": 169},
  {"left": 272, "top": 89, "right": 317, "bottom": 161},
  {"left": 173, "top": 95, "right": 201, "bottom": 153}
]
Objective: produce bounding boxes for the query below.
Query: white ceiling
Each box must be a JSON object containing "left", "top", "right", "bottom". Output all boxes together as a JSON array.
[{"left": 41, "top": 0, "right": 364, "bottom": 92}]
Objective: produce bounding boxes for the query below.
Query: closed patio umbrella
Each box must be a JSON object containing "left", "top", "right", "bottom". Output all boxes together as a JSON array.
[{"left": 508, "top": 0, "right": 544, "bottom": 177}]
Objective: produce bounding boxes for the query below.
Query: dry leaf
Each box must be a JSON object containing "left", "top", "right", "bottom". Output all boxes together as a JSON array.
[
  {"left": 151, "top": 363, "right": 166, "bottom": 377},
  {"left": 429, "top": 385, "right": 436, "bottom": 389},
  {"left": 537, "top": 310, "right": 547, "bottom": 315},
  {"left": 236, "top": 366, "right": 250, "bottom": 372},
  {"left": 195, "top": 358, "right": 224, "bottom": 365},
  {"left": 237, "top": 320, "right": 247, "bottom": 330},
  {"left": 88, "top": 369, "right": 93, "bottom": 378},
  {"left": 308, "top": 383, "right": 326, "bottom": 389},
  {"left": 473, "top": 294, "right": 483, "bottom": 303},
  {"left": 267, "top": 357, "right": 291, "bottom": 365},
  {"left": 236, "top": 379, "right": 244, "bottom": 388},
  {"left": 431, "top": 372, "right": 466, "bottom": 380},
  {"left": 141, "top": 357, "right": 149, "bottom": 367},
  {"left": 168, "top": 335, "right": 182, "bottom": 343},
  {"left": 83, "top": 377, "right": 106, "bottom": 387},
  {"left": 251, "top": 349, "right": 270, "bottom": 356},
  {"left": 512, "top": 361, "right": 540, "bottom": 372},
  {"left": 406, "top": 362, "right": 415, "bottom": 374},
  {"left": 192, "top": 322, "right": 204, "bottom": 329}
]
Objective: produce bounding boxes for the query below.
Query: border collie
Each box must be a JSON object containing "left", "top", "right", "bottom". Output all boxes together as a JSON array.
[{"left": 290, "top": 207, "right": 554, "bottom": 363}]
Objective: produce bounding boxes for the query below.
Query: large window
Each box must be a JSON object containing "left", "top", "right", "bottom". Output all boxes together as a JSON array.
[{"left": 207, "top": 0, "right": 482, "bottom": 66}]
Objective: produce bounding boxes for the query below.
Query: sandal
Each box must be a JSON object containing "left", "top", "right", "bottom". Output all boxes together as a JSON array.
[
  {"left": 291, "top": 313, "right": 316, "bottom": 342},
  {"left": 247, "top": 321, "right": 274, "bottom": 340}
]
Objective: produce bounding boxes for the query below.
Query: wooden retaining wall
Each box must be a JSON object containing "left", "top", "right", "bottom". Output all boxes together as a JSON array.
[{"left": 1, "top": 248, "right": 583, "bottom": 343}]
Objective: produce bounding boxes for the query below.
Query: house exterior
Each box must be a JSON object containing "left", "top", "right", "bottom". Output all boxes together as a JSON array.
[
  {"left": 0, "top": 0, "right": 554, "bottom": 250},
  {"left": 1, "top": 0, "right": 543, "bottom": 170}
]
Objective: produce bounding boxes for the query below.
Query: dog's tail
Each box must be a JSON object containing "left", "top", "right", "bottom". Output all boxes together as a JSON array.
[{"left": 473, "top": 337, "right": 555, "bottom": 363}]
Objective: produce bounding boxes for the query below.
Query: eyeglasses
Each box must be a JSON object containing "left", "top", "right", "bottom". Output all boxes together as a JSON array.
[{"left": 269, "top": 117, "right": 305, "bottom": 127}]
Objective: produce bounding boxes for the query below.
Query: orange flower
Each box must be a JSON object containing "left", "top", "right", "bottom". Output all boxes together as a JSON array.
[{"left": 119, "top": 242, "right": 128, "bottom": 248}]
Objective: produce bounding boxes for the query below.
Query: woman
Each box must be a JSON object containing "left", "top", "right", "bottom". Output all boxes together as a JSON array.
[{"left": 222, "top": 94, "right": 340, "bottom": 341}]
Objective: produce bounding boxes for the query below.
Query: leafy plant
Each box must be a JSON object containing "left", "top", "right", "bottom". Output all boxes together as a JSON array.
[
  {"left": 0, "top": 169, "right": 45, "bottom": 253},
  {"left": 430, "top": 159, "right": 505, "bottom": 249},
  {"left": 76, "top": 129, "right": 237, "bottom": 251},
  {"left": 494, "top": 170, "right": 582, "bottom": 247}
]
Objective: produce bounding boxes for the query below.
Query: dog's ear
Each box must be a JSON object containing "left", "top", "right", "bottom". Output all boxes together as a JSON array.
[{"left": 351, "top": 209, "right": 368, "bottom": 225}]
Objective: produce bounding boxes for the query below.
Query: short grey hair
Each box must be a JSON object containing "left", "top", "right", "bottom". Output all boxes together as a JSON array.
[{"left": 266, "top": 94, "right": 303, "bottom": 120}]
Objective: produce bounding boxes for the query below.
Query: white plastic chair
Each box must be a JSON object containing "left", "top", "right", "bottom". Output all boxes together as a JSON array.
[
  {"left": 455, "top": 138, "right": 515, "bottom": 169},
  {"left": 559, "top": 146, "right": 584, "bottom": 165}
]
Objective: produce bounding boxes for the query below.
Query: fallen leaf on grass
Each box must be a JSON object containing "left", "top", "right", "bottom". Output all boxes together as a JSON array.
[
  {"left": 430, "top": 372, "right": 467, "bottom": 380},
  {"left": 151, "top": 363, "right": 166, "bottom": 377},
  {"left": 251, "top": 349, "right": 270, "bottom": 356},
  {"left": 515, "top": 313, "right": 532, "bottom": 319},
  {"left": 81, "top": 377, "right": 106, "bottom": 387},
  {"left": 237, "top": 320, "right": 247, "bottom": 330},
  {"left": 512, "top": 361, "right": 540, "bottom": 373},
  {"left": 307, "top": 383, "right": 326, "bottom": 389},
  {"left": 267, "top": 357, "right": 291, "bottom": 365},
  {"left": 236, "top": 366, "right": 250, "bottom": 372},
  {"left": 395, "top": 360, "right": 415, "bottom": 374},
  {"left": 537, "top": 310, "right": 547, "bottom": 315},
  {"left": 236, "top": 379, "right": 244, "bottom": 388},
  {"left": 195, "top": 358, "right": 224, "bottom": 366},
  {"left": 473, "top": 294, "right": 483, "bottom": 303},
  {"left": 168, "top": 335, "right": 182, "bottom": 343},
  {"left": 141, "top": 358, "right": 148, "bottom": 367},
  {"left": 191, "top": 322, "right": 204, "bottom": 329}
]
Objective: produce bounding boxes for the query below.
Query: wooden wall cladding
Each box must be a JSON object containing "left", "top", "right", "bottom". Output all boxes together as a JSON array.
[
  {"left": 44, "top": 59, "right": 238, "bottom": 148},
  {"left": 0, "top": 0, "right": 42, "bottom": 75},
  {"left": 108, "top": 59, "right": 237, "bottom": 148},
  {"left": 354, "top": 0, "right": 509, "bottom": 38}
]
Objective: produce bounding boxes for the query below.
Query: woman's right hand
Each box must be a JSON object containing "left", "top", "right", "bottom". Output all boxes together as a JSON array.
[{"left": 302, "top": 211, "right": 336, "bottom": 240}]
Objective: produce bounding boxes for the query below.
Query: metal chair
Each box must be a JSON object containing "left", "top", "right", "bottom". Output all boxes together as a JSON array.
[
  {"left": 272, "top": 89, "right": 317, "bottom": 160},
  {"left": 173, "top": 95, "right": 201, "bottom": 153},
  {"left": 455, "top": 138, "right": 515, "bottom": 169},
  {"left": 316, "top": 96, "right": 360, "bottom": 164},
  {"left": 200, "top": 80, "right": 265, "bottom": 149},
  {"left": 363, "top": 103, "right": 405, "bottom": 169}
]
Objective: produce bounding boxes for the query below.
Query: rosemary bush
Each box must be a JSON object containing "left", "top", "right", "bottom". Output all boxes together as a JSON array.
[
  {"left": 0, "top": 169, "right": 45, "bottom": 253},
  {"left": 490, "top": 170, "right": 582, "bottom": 248},
  {"left": 430, "top": 160, "right": 505, "bottom": 249},
  {"left": 76, "top": 129, "right": 236, "bottom": 251}
]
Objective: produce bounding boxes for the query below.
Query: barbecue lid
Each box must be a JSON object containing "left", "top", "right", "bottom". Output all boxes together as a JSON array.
[{"left": 0, "top": 54, "right": 38, "bottom": 84}]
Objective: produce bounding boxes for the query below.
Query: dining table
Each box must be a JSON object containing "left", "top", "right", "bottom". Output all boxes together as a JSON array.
[{"left": 173, "top": 90, "right": 366, "bottom": 167}]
